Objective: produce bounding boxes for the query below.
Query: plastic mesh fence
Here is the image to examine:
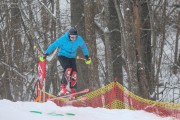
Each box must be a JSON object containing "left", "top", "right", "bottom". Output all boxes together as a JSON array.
[{"left": 38, "top": 81, "right": 180, "bottom": 119}]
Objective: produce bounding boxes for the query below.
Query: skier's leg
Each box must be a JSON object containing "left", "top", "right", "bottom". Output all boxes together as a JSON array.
[
  {"left": 65, "top": 68, "right": 72, "bottom": 82},
  {"left": 70, "top": 57, "right": 77, "bottom": 87},
  {"left": 70, "top": 71, "right": 77, "bottom": 88},
  {"left": 69, "top": 58, "right": 77, "bottom": 99},
  {"left": 58, "top": 56, "right": 72, "bottom": 96},
  {"left": 70, "top": 58, "right": 77, "bottom": 88},
  {"left": 69, "top": 71, "right": 77, "bottom": 99}
]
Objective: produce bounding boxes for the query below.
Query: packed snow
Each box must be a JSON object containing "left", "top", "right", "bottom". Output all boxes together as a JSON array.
[{"left": 0, "top": 99, "right": 173, "bottom": 120}]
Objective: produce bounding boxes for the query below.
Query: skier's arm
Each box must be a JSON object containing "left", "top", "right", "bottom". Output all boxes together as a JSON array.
[
  {"left": 79, "top": 37, "right": 91, "bottom": 64},
  {"left": 80, "top": 39, "right": 89, "bottom": 57},
  {"left": 45, "top": 37, "right": 62, "bottom": 55}
]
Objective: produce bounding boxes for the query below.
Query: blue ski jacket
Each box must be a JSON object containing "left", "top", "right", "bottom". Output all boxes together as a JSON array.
[{"left": 45, "top": 32, "right": 89, "bottom": 58}]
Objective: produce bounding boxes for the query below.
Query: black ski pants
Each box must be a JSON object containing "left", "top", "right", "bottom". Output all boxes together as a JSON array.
[{"left": 58, "top": 56, "right": 77, "bottom": 87}]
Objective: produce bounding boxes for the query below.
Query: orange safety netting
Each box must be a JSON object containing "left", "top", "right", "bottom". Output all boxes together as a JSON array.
[{"left": 37, "top": 81, "right": 180, "bottom": 119}]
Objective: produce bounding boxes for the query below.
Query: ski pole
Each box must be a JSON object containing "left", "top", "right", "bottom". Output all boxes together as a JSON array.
[
  {"left": 34, "top": 45, "right": 44, "bottom": 55},
  {"left": 34, "top": 45, "right": 45, "bottom": 62},
  {"left": 76, "top": 56, "right": 86, "bottom": 61}
]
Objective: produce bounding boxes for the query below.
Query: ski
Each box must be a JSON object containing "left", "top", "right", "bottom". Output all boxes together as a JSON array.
[
  {"left": 48, "top": 89, "right": 89, "bottom": 101},
  {"left": 64, "top": 96, "right": 88, "bottom": 106},
  {"left": 67, "top": 96, "right": 87, "bottom": 102}
]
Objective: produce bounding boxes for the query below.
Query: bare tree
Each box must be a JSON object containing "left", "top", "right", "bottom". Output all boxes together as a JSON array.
[
  {"left": 84, "top": 0, "right": 100, "bottom": 90},
  {"left": 173, "top": 12, "right": 180, "bottom": 74},
  {"left": 109, "top": 0, "right": 123, "bottom": 84}
]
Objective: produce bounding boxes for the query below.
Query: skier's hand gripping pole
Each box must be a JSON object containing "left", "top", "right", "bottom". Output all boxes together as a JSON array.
[
  {"left": 34, "top": 45, "right": 46, "bottom": 62},
  {"left": 76, "top": 56, "right": 92, "bottom": 65}
]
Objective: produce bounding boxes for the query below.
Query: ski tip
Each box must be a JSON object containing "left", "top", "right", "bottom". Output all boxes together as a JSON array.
[{"left": 84, "top": 89, "right": 90, "bottom": 92}]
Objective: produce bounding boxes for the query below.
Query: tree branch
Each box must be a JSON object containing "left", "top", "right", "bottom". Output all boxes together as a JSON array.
[{"left": 0, "top": 61, "right": 28, "bottom": 81}]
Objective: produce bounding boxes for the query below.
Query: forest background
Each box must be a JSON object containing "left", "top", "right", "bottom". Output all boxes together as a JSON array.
[{"left": 0, "top": 0, "right": 180, "bottom": 103}]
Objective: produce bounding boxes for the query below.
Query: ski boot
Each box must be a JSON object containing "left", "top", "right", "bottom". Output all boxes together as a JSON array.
[
  {"left": 65, "top": 68, "right": 72, "bottom": 81},
  {"left": 69, "top": 89, "right": 76, "bottom": 100},
  {"left": 69, "top": 71, "right": 77, "bottom": 100},
  {"left": 58, "top": 84, "right": 70, "bottom": 96},
  {"left": 70, "top": 71, "right": 77, "bottom": 87}
]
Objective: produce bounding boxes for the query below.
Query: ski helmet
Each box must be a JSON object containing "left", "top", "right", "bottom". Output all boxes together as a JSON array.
[{"left": 68, "top": 27, "right": 78, "bottom": 36}]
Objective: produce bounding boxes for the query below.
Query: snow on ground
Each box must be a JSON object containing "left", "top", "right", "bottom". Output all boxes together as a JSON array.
[{"left": 0, "top": 99, "right": 173, "bottom": 120}]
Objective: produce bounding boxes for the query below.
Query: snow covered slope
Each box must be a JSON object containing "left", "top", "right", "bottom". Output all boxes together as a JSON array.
[{"left": 0, "top": 99, "right": 173, "bottom": 120}]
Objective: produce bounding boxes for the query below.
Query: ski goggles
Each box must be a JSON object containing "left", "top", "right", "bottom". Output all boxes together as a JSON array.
[{"left": 69, "top": 35, "right": 77, "bottom": 38}]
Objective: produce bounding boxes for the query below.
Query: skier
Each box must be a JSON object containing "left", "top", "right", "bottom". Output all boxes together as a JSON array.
[{"left": 44, "top": 27, "right": 91, "bottom": 99}]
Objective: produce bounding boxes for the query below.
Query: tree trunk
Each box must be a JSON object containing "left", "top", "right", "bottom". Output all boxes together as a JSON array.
[
  {"left": 173, "top": 12, "right": 180, "bottom": 74},
  {"left": 132, "top": 1, "right": 149, "bottom": 99},
  {"left": 84, "top": 0, "right": 100, "bottom": 90},
  {"left": 140, "top": 0, "right": 152, "bottom": 98},
  {"left": 10, "top": 0, "right": 23, "bottom": 100},
  {"left": 123, "top": 0, "right": 139, "bottom": 95},
  {"left": 155, "top": 0, "right": 167, "bottom": 100},
  {"left": 103, "top": 0, "right": 113, "bottom": 83},
  {"left": 109, "top": 0, "right": 123, "bottom": 84}
]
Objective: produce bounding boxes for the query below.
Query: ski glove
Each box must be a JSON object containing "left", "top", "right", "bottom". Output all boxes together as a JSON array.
[
  {"left": 85, "top": 55, "right": 91, "bottom": 65},
  {"left": 43, "top": 53, "right": 49, "bottom": 59}
]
